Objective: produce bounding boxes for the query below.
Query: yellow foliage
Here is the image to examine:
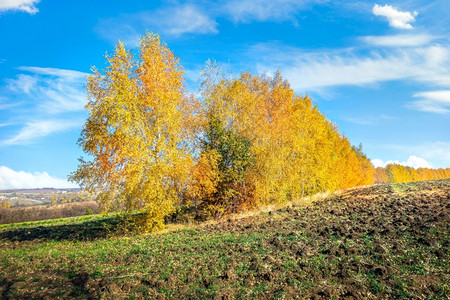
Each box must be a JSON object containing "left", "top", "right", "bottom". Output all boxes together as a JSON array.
[
  {"left": 70, "top": 33, "right": 193, "bottom": 231},
  {"left": 379, "top": 164, "right": 450, "bottom": 184}
]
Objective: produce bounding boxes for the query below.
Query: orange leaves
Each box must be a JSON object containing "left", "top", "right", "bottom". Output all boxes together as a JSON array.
[{"left": 187, "top": 150, "right": 220, "bottom": 201}]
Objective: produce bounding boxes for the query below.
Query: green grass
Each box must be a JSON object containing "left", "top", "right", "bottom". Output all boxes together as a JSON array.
[{"left": 0, "top": 179, "right": 449, "bottom": 299}]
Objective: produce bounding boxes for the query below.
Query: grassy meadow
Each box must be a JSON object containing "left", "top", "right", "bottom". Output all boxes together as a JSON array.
[{"left": 0, "top": 179, "right": 449, "bottom": 299}]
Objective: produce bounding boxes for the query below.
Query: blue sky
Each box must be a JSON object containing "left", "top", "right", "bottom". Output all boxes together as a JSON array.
[{"left": 0, "top": 0, "right": 449, "bottom": 189}]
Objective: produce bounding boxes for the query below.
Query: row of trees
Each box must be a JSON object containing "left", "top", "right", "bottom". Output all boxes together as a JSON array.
[
  {"left": 191, "top": 67, "right": 374, "bottom": 217},
  {"left": 374, "top": 165, "right": 450, "bottom": 184},
  {"left": 69, "top": 33, "right": 448, "bottom": 231}
]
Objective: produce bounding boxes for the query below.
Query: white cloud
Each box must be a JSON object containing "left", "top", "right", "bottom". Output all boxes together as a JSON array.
[
  {"left": 151, "top": 4, "right": 218, "bottom": 36},
  {"left": 372, "top": 4, "right": 418, "bottom": 30},
  {"left": 7, "top": 66, "right": 87, "bottom": 114},
  {"left": 371, "top": 159, "right": 387, "bottom": 168},
  {"left": 0, "top": 120, "right": 81, "bottom": 146},
  {"left": 18, "top": 66, "right": 86, "bottom": 80},
  {"left": 409, "top": 90, "right": 450, "bottom": 114},
  {"left": 249, "top": 41, "right": 450, "bottom": 93},
  {"left": 345, "top": 117, "right": 374, "bottom": 125},
  {"left": 0, "top": 97, "right": 18, "bottom": 110},
  {"left": 246, "top": 28, "right": 450, "bottom": 116},
  {"left": 7, "top": 74, "right": 37, "bottom": 93},
  {"left": 96, "top": 4, "right": 217, "bottom": 44},
  {"left": 224, "top": 0, "right": 314, "bottom": 23},
  {"left": 371, "top": 155, "right": 432, "bottom": 169},
  {"left": 1, "top": 66, "right": 87, "bottom": 146},
  {"left": 97, "top": 1, "right": 327, "bottom": 43},
  {"left": 381, "top": 142, "right": 450, "bottom": 169},
  {"left": 344, "top": 114, "right": 396, "bottom": 125},
  {"left": 0, "top": 0, "right": 39, "bottom": 14},
  {"left": 400, "top": 155, "right": 432, "bottom": 168},
  {"left": 0, "top": 166, "right": 77, "bottom": 189},
  {"left": 422, "top": 45, "right": 450, "bottom": 67},
  {"left": 362, "top": 34, "right": 434, "bottom": 47}
]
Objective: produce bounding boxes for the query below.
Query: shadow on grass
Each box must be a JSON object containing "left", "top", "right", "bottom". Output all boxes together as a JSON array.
[
  {"left": 0, "top": 217, "right": 122, "bottom": 242},
  {"left": 0, "top": 205, "right": 210, "bottom": 243}
]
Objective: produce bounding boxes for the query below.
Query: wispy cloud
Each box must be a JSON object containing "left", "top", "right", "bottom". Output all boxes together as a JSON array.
[
  {"left": 0, "top": 120, "right": 82, "bottom": 146},
  {"left": 96, "top": 4, "right": 217, "bottom": 45},
  {"left": 1, "top": 66, "right": 87, "bottom": 146},
  {"left": 344, "top": 114, "right": 396, "bottom": 125},
  {"left": 0, "top": 97, "right": 19, "bottom": 110},
  {"left": 248, "top": 31, "right": 450, "bottom": 95},
  {"left": 6, "top": 66, "right": 87, "bottom": 114},
  {"left": 361, "top": 34, "right": 435, "bottom": 47},
  {"left": 408, "top": 90, "right": 450, "bottom": 114},
  {"left": 18, "top": 66, "right": 86, "bottom": 80},
  {"left": 151, "top": 4, "right": 218, "bottom": 36},
  {"left": 7, "top": 74, "right": 37, "bottom": 93},
  {"left": 96, "top": 1, "right": 328, "bottom": 43},
  {"left": 246, "top": 24, "right": 450, "bottom": 116},
  {"left": 0, "top": 0, "right": 40, "bottom": 14},
  {"left": 252, "top": 44, "right": 449, "bottom": 92},
  {"left": 223, "top": 0, "right": 317, "bottom": 23},
  {"left": 372, "top": 3, "right": 418, "bottom": 30},
  {"left": 371, "top": 155, "right": 432, "bottom": 168},
  {"left": 0, "top": 166, "right": 77, "bottom": 189}
]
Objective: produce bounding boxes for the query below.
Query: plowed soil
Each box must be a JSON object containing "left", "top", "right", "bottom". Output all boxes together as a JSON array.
[{"left": 0, "top": 179, "right": 449, "bottom": 299}]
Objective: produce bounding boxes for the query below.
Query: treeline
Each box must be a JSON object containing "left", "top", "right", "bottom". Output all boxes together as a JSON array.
[
  {"left": 70, "top": 33, "right": 448, "bottom": 231},
  {"left": 0, "top": 202, "right": 99, "bottom": 225},
  {"left": 189, "top": 69, "right": 374, "bottom": 217},
  {"left": 374, "top": 165, "right": 450, "bottom": 184}
]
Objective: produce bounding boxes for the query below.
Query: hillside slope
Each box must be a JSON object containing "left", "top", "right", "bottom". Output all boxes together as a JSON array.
[{"left": 0, "top": 180, "right": 449, "bottom": 299}]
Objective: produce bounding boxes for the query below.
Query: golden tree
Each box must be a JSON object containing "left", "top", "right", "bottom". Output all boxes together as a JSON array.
[
  {"left": 373, "top": 167, "right": 388, "bottom": 183},
  {"left": 70, "top": 33, "right": 192, "bottom": 231}
]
